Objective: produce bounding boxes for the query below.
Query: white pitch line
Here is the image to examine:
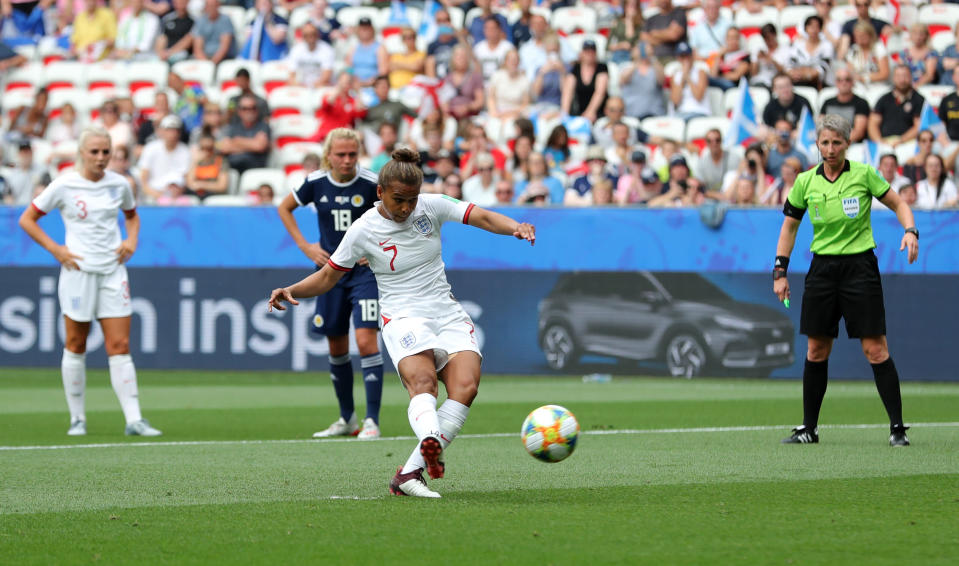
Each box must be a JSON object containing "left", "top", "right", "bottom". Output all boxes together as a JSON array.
[{"left": 1, "top": 422, "right": 957, "bottom": 452}]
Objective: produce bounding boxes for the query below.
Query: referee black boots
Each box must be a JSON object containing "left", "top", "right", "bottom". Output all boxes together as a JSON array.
[
  {"left": 781, "top": 426, "right": 819, "bottom": 444},
  {"left": 889, "top": 425, "right": 911, "bottom": 447}
]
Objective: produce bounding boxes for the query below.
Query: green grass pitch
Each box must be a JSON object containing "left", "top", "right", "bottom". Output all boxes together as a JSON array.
[{"left": 1, "top": 369, "right": 957, "bottom": 565}]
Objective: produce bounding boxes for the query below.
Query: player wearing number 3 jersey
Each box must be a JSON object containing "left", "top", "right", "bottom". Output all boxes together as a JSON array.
[
  {"left": 269, "top": 148, "right": 536, "bottom": 498},
  {"left": 18, "top": 126, "right": 161, "bottom": 437},
  {"left": 277, "top": 128, "right": 384, "bottom": 440}
]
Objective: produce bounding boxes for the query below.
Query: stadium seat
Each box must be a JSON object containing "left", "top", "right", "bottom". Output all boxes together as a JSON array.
[
  {"left": 269, "top": 86, "right": 319, "bottom": 118},
  {"left": 641, "top": 116, "right": 687, "bottom": 143},
  {"left": 686, "top": 116, "right": 731, "bottom": 151},
  {"left": 566, "top": 33, "right": 607, "bottom": 60},
  {"left": 794, "top": 86, "right": 820, "bottom": 112},
  {"left": 277, "top": 142, "right": 324, "bottom": 174},
  {"left": 918, "top": 4, "right": 959, "bottom": 38},
  {"left": 336, "top": 6, "right": 380, "bottom": 28},
  {"left": 706, "top": 86, "right": 724, "bottom": 116},
  {"left": 50, "top": 139, "right": 78, "bottom": 172},
  {"left": 203, "top": 194, "right": 251, "bottom": 206},
  {"left": 930, "top": 30, "right": 955, "bottom": 54},
  {"left": 238, "top": 168, "right": 287, "bottom": 197},
  {"left": 283, "top": 170, "right": 306, "bottom": 199},
  {"left": 3, "top": 61, "right": 40, "bottom": 92},
  {"left": 722, "top": 87, "right": 770, "bottom": 119},
  {"left": 830, "top": 5, "right": 858, "bottom": 26},
  {"left": 47, "top": 88, "right": 88, "bottom": 121},
  {"left": 779, "top": 5, "right": 817, "bottom": 41},
  {"left": 87, "top": 87, "right": 131, "bottom": 120},
  {"left": 272, "top": 115, "right": 319, "bottom": 148},
  {"left": 551, "top": 6, "right": 598, "bottom": 35},
  {"left": 447, "top": 6, "right": 465, "bottom": 30},
  {"left": 85, "top": 61, "right": 128, "bottom": 91},
  {"left": 216, "top": 60, "right": 261, "bottom": 92},
  {"left": 894, "top": 142, "right": 917, "bottom": 165},
  {"left": 126, "top": 60, "right": 169, "bottom": 93},
  {"left": 862, "top": 83, "right": 887, "bottom": 108},
  {"left": 220, "top": 5, "right": 251, "bottom": 45},
  {"left": 379, "top": 5, "right": 422, "bottom": 37},
  {"left": 917, "top": 85, "right": 952, "bottom": 110},
  {"left": 734, "top": 7, "right": 778, "bottom": 38},
  {"left": 132, "top": 87, "right": 178, "bottom": 117},
  {"left": 43, "top": 61, "right": 87, "bottom": 91},
  {"left": 172, "top": 59, "right": 216, "bottom": 90},
  {"left": 259, "top": 60, "right": 294, "bottom": 94}
]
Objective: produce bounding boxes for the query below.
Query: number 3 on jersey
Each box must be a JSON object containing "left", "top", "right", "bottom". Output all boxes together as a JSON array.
[{"left": 332, "top": 209, "right": 352, "bottom": 231}]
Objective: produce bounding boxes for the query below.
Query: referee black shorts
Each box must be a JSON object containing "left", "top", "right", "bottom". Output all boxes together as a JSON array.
[{"left": 800, "top": 250, "right": 887, "bottom": 339}]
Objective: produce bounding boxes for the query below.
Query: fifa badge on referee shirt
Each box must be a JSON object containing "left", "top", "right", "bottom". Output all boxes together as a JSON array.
[{"left": 842, "top": 197, "right": 859, "bottom": 218}]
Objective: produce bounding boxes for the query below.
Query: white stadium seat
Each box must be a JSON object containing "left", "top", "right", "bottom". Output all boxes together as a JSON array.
[
  {"left": 641, "top": 115, "right": 687, "bottom": 143},
  {"left": 336, "top": 6, "right": 380, "bottom": 28},
  {"left": 271, "top": 115, "right": 319, "bottom": 148},
  {"left": 43, "top": 61, "right": 88, "bottom": 90},
  {"left": 172, "top": 59, "right": 216, "bottom": 90},
  {"left": 734, "top": 7, "right": 778, "bottom": 37},
  {"left": 918, "top": 4, "right": 959, "bottom": 37},
  {"left": 86, "top": 61, "right": 128, "bottom": 91},
  {"left": 238, "top": 168, "right": 287, "bottom": 196},
  {"left": 216, "top": 60, "right": 261, "bottom": 92},
  {"left": 551, "top": 6, "right": 598, "bottom": 35},
  {"left": 918, "top": 85, "right": 953, "bottom": 109},
  {"left": 267, "top": 85, "right": 318, "bottom": 118},
  {"left": 126, "top": 60, "right": 169, "bottom": 93}
]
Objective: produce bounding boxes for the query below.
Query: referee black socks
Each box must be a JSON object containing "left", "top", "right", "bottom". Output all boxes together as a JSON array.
[
  {"left": 802, "top": 359, "right": 829, "bottom": 429},
  {"left": 871, "top": 357, "right": 904, "bottom": 428}
]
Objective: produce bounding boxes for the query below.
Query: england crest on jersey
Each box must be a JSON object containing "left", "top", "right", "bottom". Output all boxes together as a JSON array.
[
  {"left": 842, "top": 197, "right": 859, "bottom": 218},
  {"left": 412, "top": 215, "right": 433, "bottom": 235}
]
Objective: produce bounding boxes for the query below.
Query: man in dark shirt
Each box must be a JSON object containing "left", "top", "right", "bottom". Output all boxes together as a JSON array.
[
  {"left": 820, "top": 66, "right": 870, "bottom": 142},
  {"left": 869, "top": 64, "right": 923, "bottom": 146},
  {"left": 156, "top": 0, "right": 193, "bottom": 64},
  {"left": 219, "top": 94, "right": 271, "bottom": 174},
  {"left": 938, "top": 67, "right": 959, "bottom": 141},
  {"left": 226, "top": 68, "right": 269, "bottom": 124},
  {"left": 642, "top": 0, "right": 687, "bottom": 59},
  {"left": 762, "top": 73, "right": 813, "bottom": 128},
  {"left": 364, "top": 75, "right": 416, "bottom": 131},
  {"left": 425, "top": 9, "right": 458, "bottom": 78}
]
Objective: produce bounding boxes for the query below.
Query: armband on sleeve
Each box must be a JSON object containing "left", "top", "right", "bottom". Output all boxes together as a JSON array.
[{"left": 783, "top": 200, "right": 806, "bottom": 220}]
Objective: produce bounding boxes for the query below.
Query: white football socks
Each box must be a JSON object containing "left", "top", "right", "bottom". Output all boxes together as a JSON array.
[
  {"left": 61, "top": 349, "right": 87, "bottom": 423},
  {"left": 108, "top": 354, "right": 142, "bottom": 425},
  {"left": 401, "top": 393, "right": 441, "bottom": 474},
  {"left": 437, "top": 399, "right": 470, "bottom": 450}
]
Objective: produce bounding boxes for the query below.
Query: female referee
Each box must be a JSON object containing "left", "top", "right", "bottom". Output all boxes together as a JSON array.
[
  {"left": 269, "top": 148, "right": 535, "bottom": 497},
  {"left": 773, "top": 114, "right": 919, "bottom": 447},
  {"left": 18, "top": 126, "right": 161, "bottom": 437}
]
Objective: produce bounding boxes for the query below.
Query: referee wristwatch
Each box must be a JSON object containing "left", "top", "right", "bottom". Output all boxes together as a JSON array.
[{"left": 905, "top": 227, "right": 919, "bottom": 240}]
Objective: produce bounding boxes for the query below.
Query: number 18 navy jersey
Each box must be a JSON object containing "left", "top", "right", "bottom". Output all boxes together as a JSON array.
[{"left": 293, "top": 167, "right": 380, "bottom": 255}]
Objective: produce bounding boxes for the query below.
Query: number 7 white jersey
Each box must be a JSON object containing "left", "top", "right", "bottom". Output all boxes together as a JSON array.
[{"left": 329, "top": 193, "right": 475, "bottom": 321}]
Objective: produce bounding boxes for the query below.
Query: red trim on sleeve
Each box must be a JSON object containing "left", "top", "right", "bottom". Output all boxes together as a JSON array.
[
  {"left": 463, "top": 203, "right": 475, "bottom": 225},
  {"left": 123, "top": 207, "right": 137, "bottom": 217},
  {"left": 327, "top": 260, "right": 352, "bottom": 272},
  {"left": 31, "top": 202, "right": 47, "bottom": 216}
]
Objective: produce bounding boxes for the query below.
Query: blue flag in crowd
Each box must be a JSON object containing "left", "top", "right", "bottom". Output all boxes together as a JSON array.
[
  {"left": 863, "top": 139, "right": 880, "bottom": 170},
  {"left": 418, "top": 0, "right": 441, "bottom": 44},
  {"left": 796, "top": 105, "right": 818, "bottom": 161},
  {"left": 725, "top": 78, "right": 758, "bottom": 149},
  {"left": 388, "top": 1, "right": 410, "bottom": 25},
  {"left": 918, "top": 99, "right": 945, "bottom": 137}
]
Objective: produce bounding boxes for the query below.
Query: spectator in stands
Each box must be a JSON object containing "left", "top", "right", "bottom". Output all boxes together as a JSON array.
[
  {"left": 654, "top": 138, "right": 680, "bottom": 181},
  {"left": 593, "top": 97, "right": 637, "bottom": 148},
  {"left": 388, "top": 27, "right": 425, "bottom": 89},
  {"left": 301, "top": 152, "right": 321, "bottom": 175},
  {"left": 767, "top": 118, "right": 809, "bottom": 176},
  {"left": 898, "top": 183, "right": 918, "bottom": 207},
  {"left": 869, "top": 64, "right": 923, "bottom": 147},
  {"left": 723, "top": 142, "right": 770, "bottom": 196},
  {"left": 530, "top": 33, "right": 567, "bottom": 119},
  {"left": 0, "top": 38, "right": 27, "bottom": 70},
  {"left": 407, "top": 107, "right": 454, "bottom": 152},
  {"left": 877, "top": 153, "right": 911, "bottom": 193},
  {"left": 443, "top": 44, "right": 485, "bottom": 120},
  {"left": 787, "top": 15, "right": 834, "bottom": 88},
  {"left": 750, "top": 23, "right": 789, "bottom": 88},
  {"left": 368, "top": 121, "right": 398, "bottom": 173},
  {"left": 642, "top": 0, "right": 687, "bottom": 60},
  {"left": 515, "top": 151, "right": 564, "bottom": 204},
  {"left": 493, "top": 179, "right": 515, "bottom": 205},
  {"left": 155, "top": 176, "right": 196, "bottom": 205},
  {"left": 695, "top": 128, "right": 736, "bottom": 192},
  {"left": 9, "top": 87, "right": 48, "bottom": 141},
  {"left": 939, "top": 66, "right": 959, "bottom": 167},
  {"left": 218, "top": 94, "right": 271, "bottom": 174},
  {"left": 650, "top": 175, "right": 708, "bottom": 208},
  {"left": 112, "top": 0, "right": 160, "bottom": 61},
  {"left": 459, "top": 122, "right": 507, "bottom": 177},
  {"left": 474, "top": 15, "right": 511, "bottom": 82},
  {"left": 520, "top": 14, "right": 574, "bottom": 81},
  {"left": 938, "top": 25, "right": 959, "bottom": 87},
  {"left": 192, "top": 0, "right": 236, "bottom": 64},
  {"left": 505, "top": 134, "right": 533, "bottom": 182},
  {"left": 915, "top": 153, "right": 958, "bottom": 209},
  {"left": 240, "top": 0, "right": 289, "bottom": 62},
  {"left": 838, "top": 0, "right": 891, "bottom": 60},
  {"left": 543, "top": 124, "right": 570, "bottom": 174},
  {"left": 763, "top": 73, "right": 813, "bottom": 128},
  {"left": 226, "top": 68, "right": 269, "bottom": 124},
  {"left": 185, "top": 132, "right": 229, "bottom": 199},
  {"left": 487, "top": 49, "right": 530, "bottom": 121},
  {"left": 190, "top": 100, "right": 227, "bottom": 153},
  {"left": 168, "top": 70, "right": 205, "bottom": 134},
  {"left": 608, "top": 0, "right": 644, "bottom": 64},
  {"left": 46, "top": 102, "right": 80, "bottom": 146},
  {"left": 424, "top": 9, "right": 457, "bottom": 79},
  {"left": 689, "top": 0, "right": 730, "bottom": 64},
  {"left": 615, "top": 150, "right": 657, "bottom": 205},
  {"left": 248, "top": 182, "right": 274, "bottom": 205},
  {"left": 143, "top": 0, "right": 170, "bottom": 16},
  {"left": 303, "top": 0, "right": 342, "bottom": 44},
  {"left": 1, "top": 0, "right": 50, "bottom": 43},
  {"left": 561, "top": 40, "right": 608, "bottom": 123},
  {"left": 365, "top": 75, "right": 415, "bottom": 131},
  {"left": 603, "top": 122, "right": 635, "bottom": 176},
  {"left": 619, "top": 41, "right": 666, "bottom": 119},
  {"left": 95, "top": 99, "right": 135, "bottom": 152},
  {"left": 510, "top": 0, "right": 534, "bottom": 46},
  {"left": 761, "top": 155, "right": 802, "bottom": 206},
  {"left": 567, "top": 146, "right": 615, "bottom": 207},
  {"left": 844, "top": 20, "right": 890, "bottom": 86},
  {"left": 286, "top": 21, "right": 334, "bottom": 88},
  {"left": 820, "top": 66, "right": 870, "bottom": 143},
  {"left": 902, "top": 129, "right": 934, "bottom": 183},
  {"left": 420, "top": 142, "right": 451, "bottom": 186},
  {"left": 441, "top": 172, "right": 462, "bottom": 199},
  {"left": 108, "top": 144, "right": 139, "bottom": 199},
  {"left": 135, "top": 90, "right": 171, "bottom": 157},
  {"left": 314, "top": 71, "right": 366, "bottom": 141},
  {"left": 811, "top": 0, "right": 843, "bottom": 52},
  {"left": 728, "top": 175, "right": 759, "bottom": 205},
  {"left": 155, "top": 0, "right": 193, "bottom": 65},
  {"left": 344, "top": 16, "right": 386, "bottom": 88},
  {"left": 140, "top": 115, "right": 191, "bottom": 202},
  {"left": 670, "top": 42, "right": 710, "bottom": 121},
  {"left": 898, "top": 23, "right": 938, "bottom": 87},
  {"left": 71, "top": 0, "right": 117, "bottom": 61},
  {"left": 462, "top": 152, "right": 499, "bottom": 206},
  {"left": 517, "top": 180, "right": 550, "bottom": 206},
  {"left": 709, "top": 27, "right": 751, "bottom": 91},
  {"left": 2, "top": 140, "right": 48, "bottom": 205},
  {"left": 468, "top": 0, "right": 508, "bottom": 45}
]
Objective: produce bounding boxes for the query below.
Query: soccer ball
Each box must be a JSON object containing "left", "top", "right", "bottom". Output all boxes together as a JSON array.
[{"left": 521, "top": 405, "right": 580, "bottom": 463}]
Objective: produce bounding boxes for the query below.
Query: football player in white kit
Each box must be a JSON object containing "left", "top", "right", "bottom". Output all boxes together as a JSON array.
[
  {"left": 269, "top": 148, "right": 535, "bottom": 498},
  {"left": 18, "top": 126, "right": 162, "bottom": 437}
]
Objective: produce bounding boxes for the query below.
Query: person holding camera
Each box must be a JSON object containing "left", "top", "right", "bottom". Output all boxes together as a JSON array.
[
  {"left": 766, "top": 119, "right": 809, "bottom": 177},
  {"left": 722, "top": 143, "right": 770, "bottom": 198}
]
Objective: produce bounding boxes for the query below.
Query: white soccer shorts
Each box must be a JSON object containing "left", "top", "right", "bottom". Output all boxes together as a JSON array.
[
  {"left": 381, "top": 306, "right": 482, "bottom": 372},
  {"left": 58, "top": 265, "right": 132, "bottom": 322}
]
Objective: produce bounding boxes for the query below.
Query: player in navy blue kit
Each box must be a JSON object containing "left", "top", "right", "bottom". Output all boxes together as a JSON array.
[{"left": 277, "top": 128, "right": 384, "bottom": 439}]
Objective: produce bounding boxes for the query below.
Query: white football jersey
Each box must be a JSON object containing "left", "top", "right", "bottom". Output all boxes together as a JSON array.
[
  {"left": 329, "top": 193, "right": 474, "bottom": 321},
  {"left": 32, "top": 170, "right": 136, "bottom": 274}
]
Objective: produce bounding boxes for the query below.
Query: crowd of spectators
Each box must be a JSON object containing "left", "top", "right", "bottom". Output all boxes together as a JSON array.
[{"left": 1, "top": 0, "right": 959, "bottom": 210}]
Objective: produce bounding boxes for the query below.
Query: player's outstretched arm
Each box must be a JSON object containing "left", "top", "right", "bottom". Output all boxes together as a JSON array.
[
  {"left": 466, "top": 206, "right": 536, "bottom": 245},
  {"left": 268, "top": 263, "right": 347, "bottom": 311}
]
